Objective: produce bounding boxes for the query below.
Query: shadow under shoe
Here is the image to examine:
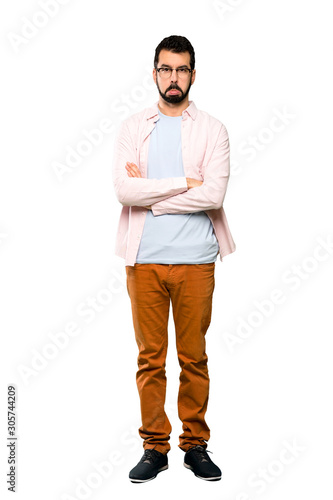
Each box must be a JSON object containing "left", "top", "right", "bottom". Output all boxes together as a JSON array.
[
  {"left": 129, "top": 447, "right": 168, "bottom": 483},
  {"left": 184, "top": 445, "right": 222, "bottom": 481}
]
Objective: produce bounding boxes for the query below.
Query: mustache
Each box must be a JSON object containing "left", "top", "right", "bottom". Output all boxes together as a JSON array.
[{"left": 166, "top": 85, "right": 182, "bottom": 92}]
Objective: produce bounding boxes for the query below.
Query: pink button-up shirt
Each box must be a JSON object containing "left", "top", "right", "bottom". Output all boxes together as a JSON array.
[{"left": 112, "top": 100, "right": 236, "bottom": 266}]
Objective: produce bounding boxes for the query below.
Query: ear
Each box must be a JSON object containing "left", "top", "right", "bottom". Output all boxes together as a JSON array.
[
  {"left": 152, "top": 67, "right": 157, "bottom": 85},
  {"left": 191, "top": 69, "right": 196, "bottom": 85}
]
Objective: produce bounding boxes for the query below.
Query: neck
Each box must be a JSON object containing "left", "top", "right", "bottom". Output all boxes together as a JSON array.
[{"left": 157, "top": 98, "right": 190, "bottom": 117}]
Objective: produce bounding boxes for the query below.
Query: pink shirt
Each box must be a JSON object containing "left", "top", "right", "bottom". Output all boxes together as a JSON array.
[{"left": 112, "top": 100, "right": 236, "bottom": 266}]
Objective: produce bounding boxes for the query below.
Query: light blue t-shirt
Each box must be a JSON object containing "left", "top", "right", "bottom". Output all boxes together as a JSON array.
[{"left": 136, "top": 109, "right": 219, "bottom": 264}]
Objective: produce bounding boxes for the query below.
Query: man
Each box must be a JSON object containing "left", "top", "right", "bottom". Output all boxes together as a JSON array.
[{"left": 112, "top": 35, "right": 236, "bottom": 483}]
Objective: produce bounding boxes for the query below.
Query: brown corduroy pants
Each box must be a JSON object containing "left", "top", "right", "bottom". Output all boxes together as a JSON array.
[{"left": 125, "top": 262, "right": 215, "bottom": 455}]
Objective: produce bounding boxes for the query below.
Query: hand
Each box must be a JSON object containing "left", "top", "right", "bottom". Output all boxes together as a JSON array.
[
  {"left": 125, "top": 163, "right": 151, "bottom": 209},
  {"left": 186, "top": 177, "right": 203, "bottom": 189},
  {"left": 125, "top": 162, "right": 142, "bottom": 178}
]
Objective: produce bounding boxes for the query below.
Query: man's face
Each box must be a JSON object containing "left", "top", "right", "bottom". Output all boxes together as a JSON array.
[{"left": 153, "top": 49, "right": 196, "bottom": 104}]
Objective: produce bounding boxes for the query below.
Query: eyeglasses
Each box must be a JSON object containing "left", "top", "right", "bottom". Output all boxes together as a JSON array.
[{"left": 156, "top": 67, "right": 193, "bottom": 80}]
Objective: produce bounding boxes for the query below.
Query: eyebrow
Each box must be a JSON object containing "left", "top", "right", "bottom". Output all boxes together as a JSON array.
[{"left": 160, "top": 64, "right": 189, "bottom": 69}]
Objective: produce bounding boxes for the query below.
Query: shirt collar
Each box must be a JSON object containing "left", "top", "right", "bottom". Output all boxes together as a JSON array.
[{"left": 146, "top": 100, "right": 198, "bottom": 121}]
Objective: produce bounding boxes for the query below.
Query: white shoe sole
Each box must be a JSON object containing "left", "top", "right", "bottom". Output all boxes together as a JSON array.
[{"left": 184, "top": 462, "right": 222, "bottom": 481}]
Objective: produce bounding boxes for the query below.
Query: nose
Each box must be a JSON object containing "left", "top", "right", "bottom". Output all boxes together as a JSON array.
[{"left": 170, "top": 68, "right": 178, "bottom": 82}]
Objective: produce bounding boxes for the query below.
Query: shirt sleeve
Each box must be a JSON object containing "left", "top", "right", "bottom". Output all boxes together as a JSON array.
[
  {"left": 151, "top": 124, "right": 230, "bottom": 215},
  {"left": 112, "top": 120, "right": 188, "bottom": 206}
]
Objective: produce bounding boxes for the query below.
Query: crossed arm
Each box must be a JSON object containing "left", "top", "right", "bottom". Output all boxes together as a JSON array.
[
  {"left": 112, "top": 120, "right": 204, "bottom": 209},
  {"left": 113, "top": 120, "right": 230, "bottom": 214},
  {"left": 125, "top": 162, "right": 202, "bottom": 210}
]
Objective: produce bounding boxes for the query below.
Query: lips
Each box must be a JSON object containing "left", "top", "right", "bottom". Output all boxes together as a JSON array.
[{"left": 168, "top": 89, "right": 181, "bottom": 94}]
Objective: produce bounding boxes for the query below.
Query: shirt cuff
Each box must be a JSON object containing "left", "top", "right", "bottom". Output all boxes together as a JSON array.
[{"left": 151, "top": 177, "right": 187, "bottom": 216}]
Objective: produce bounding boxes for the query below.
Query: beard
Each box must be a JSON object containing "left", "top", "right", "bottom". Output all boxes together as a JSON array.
[{"left": 156, "top": 79, "right": 192, "bottom": 104}]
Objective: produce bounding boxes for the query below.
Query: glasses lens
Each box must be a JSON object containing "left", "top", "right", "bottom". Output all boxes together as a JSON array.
[
  {"left": 158, "top": 68, "right": 190, "bottom": 79},
  {"left": 159, "top": 69, "right": 171, "bottom": 79},
  {"left": 178, "top": 69, "right": 190, "bottom": 79}
]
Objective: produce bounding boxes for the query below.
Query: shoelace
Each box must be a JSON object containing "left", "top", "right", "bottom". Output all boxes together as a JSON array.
[
  {"left": 189, "top": 445, "right": 212, "bottom": 463},
  {"left": 141, "top": 447, "right": 160, "bottom": 464}
]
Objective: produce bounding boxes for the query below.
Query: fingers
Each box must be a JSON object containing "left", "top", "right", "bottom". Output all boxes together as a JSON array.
[
  {"left": 186, "top": 177, "right": 203, "bottom": 189},
  {"left": 125, "top": 164, "right": 135, "bottom": 177},
  {"left": 125, "top": 162, "right": 141, "bottom": 178}
]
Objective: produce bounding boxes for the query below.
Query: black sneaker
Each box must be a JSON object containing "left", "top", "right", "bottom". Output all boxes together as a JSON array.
[
  {"left": 129, "top": 448, "right": 168, "bottom": 483},
  {"left": 184, "top": 445, "right": 222, "bottom": 481}
]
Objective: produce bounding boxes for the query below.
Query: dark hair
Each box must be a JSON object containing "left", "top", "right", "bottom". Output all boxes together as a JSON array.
[{"left": 154, "top": 35, "right": 195, "bottom": 70}]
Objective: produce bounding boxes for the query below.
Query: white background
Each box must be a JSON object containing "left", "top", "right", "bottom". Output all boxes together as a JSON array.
[{"left": 1, "top": 0, "right": 332, "bottom": 498}]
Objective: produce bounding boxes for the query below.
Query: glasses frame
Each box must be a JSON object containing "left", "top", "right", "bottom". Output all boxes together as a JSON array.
[{"left": 156, "top": 66, "right": 193, "bottom": 79}]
